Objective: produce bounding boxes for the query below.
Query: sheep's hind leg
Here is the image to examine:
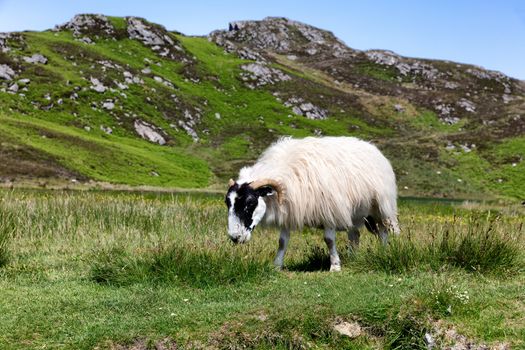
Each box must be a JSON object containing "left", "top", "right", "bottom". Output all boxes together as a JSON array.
[
  {"left": 347, "top": 227, "right": 360, "bottom": 254},
  {"left": 324, "top": 228, "right": 341, "bottom": 272},
  {"left": 274, "top": 228, "right": 290, "bottom": 270}
]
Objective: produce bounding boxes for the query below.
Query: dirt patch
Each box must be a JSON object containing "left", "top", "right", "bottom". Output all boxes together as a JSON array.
[
  {"left": 203, "top": 320, "right": 309, "bottom": 350},
  {"left": 425, "top": 320, "right": 510, "bottom": 350},
  {"left": 109, "top": 337, "right": 178, "bottom": 350}
]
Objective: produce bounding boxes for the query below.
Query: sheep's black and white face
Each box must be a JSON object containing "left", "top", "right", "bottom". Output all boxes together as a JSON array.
[{"left": 225, "top": 182, "right": 272, "bottom": 244}]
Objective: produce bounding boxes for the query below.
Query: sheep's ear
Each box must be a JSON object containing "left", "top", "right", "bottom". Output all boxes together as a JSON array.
[
  {"left": 255, "top": 186, "right": 275, "bottom": 197},
  {"left": 228, "top": 178, "right": 235, "bottom": 187}
]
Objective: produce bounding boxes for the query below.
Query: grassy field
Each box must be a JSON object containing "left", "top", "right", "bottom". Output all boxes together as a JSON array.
[{"left": 0, "top": 189, "right": 524, "bottom": 349}]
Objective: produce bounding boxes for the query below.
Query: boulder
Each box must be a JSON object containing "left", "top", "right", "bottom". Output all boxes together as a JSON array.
[
  {"left": 23, "top": 54, "right": 48, "bottom": 64},
  {"left": 134, "top": 120, "right": 166, "bottom": 145},
  {"left": 0, "top": 64, "right": 15, "bottom": 80}
]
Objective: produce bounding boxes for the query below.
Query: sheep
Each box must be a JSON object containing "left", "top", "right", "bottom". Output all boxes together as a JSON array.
[{"left": 225, "top": 136, "right": 400, "bottom": 271}]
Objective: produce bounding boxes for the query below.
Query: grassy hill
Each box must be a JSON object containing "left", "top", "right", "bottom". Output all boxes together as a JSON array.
[{"left": 0, "top": 15, "right": 524, "bottom": 199}]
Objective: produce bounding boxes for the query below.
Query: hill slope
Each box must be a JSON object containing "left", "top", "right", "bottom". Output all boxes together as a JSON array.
[{"left": 0, "top": 15, "right": 524, "bottom": 199}]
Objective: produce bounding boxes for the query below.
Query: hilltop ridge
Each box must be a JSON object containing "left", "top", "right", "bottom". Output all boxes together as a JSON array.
[{"left": 0, "top": 14, "right": 523, "bottom": 199}]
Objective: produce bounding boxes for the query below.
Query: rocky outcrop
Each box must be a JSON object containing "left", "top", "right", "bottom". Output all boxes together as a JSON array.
[
  {"left": 56, "top": 14, "right": 115, "bottom": 41},
  {"left": 284, "top": 97, "right": 327, "bottom": 120},
  {"left": 209, "top": 17, "right": 352, "bottom": 61},
  {"left": 126, "top": 17, "right": 187, "bottom": 61},
  {"left": 365, "top": 50, "right": 440, "bottom": 80}
]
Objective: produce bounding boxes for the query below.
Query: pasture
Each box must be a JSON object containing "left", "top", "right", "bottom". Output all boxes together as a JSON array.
[{"left": 0, "top": 189, "right": 524, "bottom": 349}]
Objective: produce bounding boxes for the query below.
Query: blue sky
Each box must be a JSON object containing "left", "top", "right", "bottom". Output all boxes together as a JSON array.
[{"left": 1, "top": 0, "right": 524, "bottom": 79}]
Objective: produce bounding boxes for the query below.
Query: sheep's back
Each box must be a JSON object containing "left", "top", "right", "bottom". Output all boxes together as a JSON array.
[{"left": 245, "top": 137, "right": 396, "bottom": 229}]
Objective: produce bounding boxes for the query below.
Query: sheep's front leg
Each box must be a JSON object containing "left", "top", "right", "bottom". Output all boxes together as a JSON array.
[
  {"left": 324, "top": 228, "right": 341, "bottom": 272},
  {"left": 274, "top": 228, "right": 290, "bottom": 269}
]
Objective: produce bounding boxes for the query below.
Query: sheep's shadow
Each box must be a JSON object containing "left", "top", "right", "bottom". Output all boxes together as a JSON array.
[{"left": 287, "top": 246, "right": 332, "bottom": 272}]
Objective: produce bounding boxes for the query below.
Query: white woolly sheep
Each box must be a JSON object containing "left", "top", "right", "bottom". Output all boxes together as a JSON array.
[{"left": 225, "top": 136, "right": 400, "bottom": 271}]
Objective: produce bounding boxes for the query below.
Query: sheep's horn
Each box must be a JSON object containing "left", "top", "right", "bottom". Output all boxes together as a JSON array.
[
  {"left": 228, "top": 178, "right": 235, "bottom": 187},
  {"left": 250, "top": 178, "right": 285, "bottom": 205}
]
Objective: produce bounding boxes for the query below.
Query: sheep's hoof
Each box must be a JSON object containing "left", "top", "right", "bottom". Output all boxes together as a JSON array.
[
  {"left": 330, "top": 264, "right": 341, "bottom": 272},
  {"left": 274, "top": 264, "right": 283, "bottom": 271}
]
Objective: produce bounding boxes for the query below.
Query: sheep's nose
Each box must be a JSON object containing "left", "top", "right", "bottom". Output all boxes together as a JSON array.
[{"left": 231, "top": 236, "right": 239, "bottom": 244}]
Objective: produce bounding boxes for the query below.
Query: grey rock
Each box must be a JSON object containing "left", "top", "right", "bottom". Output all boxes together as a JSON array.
[
  {"left": 459, "top": 144, "right": 472, "bottom": 153},
  {"left": 457, "top": 98, "right": 476, "bottom": 113},
  {"left": 240, "top": 63, "right": 290, "bottom": 88},
  {"left": 434, "top": 103, "right": 460, "bottom": 124},
  {"left": 0, "top": 64, "right": 15, "bottom": 80},
  {"left": 444, "top": 81, "right": 459, "bottom": 89},
  {"left": 90, "top": 77, "right": 107, "bottom": 93},
  {"left": 153, "top": 75, "right": 174, "bottom": 88},
  {"left": 0, "top": 32, "right": 12, "bottom": 52},
  {"left": 114, "top": 81, "right": 128, "bottom": 90},
  {"left": 102, "top": 101, "right": 115, "bottom": 110},
  {"left": 424, "top": 332, "right": 435, "bottom": 349},
  {"left": 100, "top": 125, "right": 113, "bottom": 134},
  {"left": 177, "top": 109, "right": 200, "bottom": 142},
  {"left": 8, "top": 83, "right": 18, "bottom": 92},
  {"left": 134, "top": 120, "right": 166, "bottom": 145},
  {"left": 78, "top": 36, "right": 93, "bottom": 44},
  {"left": 394, "top": 104, "right": 405, "bottom": 113}
]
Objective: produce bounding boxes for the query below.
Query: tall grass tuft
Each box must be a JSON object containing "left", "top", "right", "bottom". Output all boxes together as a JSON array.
[
  {"left": 0, "top": 209, "right": 16, "bottom": 268},
  {"left": 90, "top": 243, "right": 276, "bottom": 288},
  {"left": 436, "top": 214, "right": 522, "bottom": 273},
  {"left": 350, "top": 213, "right": 523, "bottom": 275}
]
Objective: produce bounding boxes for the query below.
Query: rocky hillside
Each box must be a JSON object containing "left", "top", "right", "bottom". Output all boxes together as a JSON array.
[{"left": 0, "top": 15, "right": 524, "bottom": 199}]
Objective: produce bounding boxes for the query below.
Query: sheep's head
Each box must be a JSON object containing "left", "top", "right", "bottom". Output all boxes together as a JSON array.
[{"left": 225, "top": 178, "right": 284, "bottom": 244}]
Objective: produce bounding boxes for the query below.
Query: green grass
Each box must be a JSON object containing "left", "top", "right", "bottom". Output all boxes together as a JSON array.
[{"left": 0, "top": 190, "right": 523, "bottom": 349}]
